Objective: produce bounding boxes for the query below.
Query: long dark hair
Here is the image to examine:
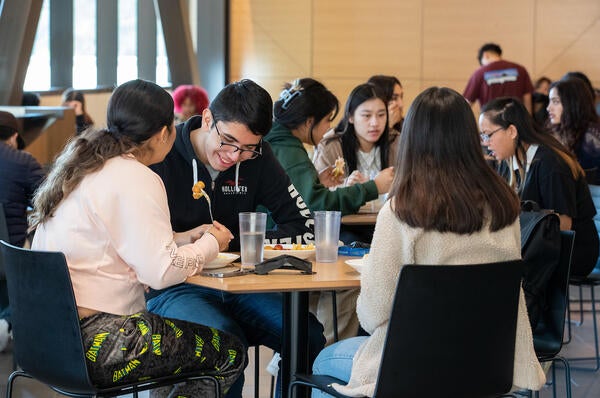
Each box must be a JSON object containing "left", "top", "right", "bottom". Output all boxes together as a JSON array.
[
  {"left": 31, "top": 79, "right": 174, "bottom": 228},
  {"left": 482, "top": 97, "right": 583, "bottom": 191},
  {"left": 367, "top": 75, "right": 403, "bottom": 132},
  {"left": 331, "top": 83, "right": 390, "bottom": 172},
  {"left": 391, "top": 87, "right": 519, "bottom": 233},
  {"left": 273, "top": 78, "right": 338, "bottom": 145},
  {"left": 549, "top": 77, "right": 599, "bottom": 153}
]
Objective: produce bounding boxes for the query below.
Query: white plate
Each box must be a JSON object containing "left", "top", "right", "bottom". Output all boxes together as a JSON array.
[
  {"left": 345, "top": 259, "right": 364, "bottom": 273},
  {"left": 204, "top": 253, "right": 240, "bottom": 269},
  {"left": 263, "top": 244, "right": 316, "bottom": 260}
]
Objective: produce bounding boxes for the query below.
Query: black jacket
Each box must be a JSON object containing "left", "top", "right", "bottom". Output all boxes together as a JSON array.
[
  {"left": 150, "top": 116, "right": 314, "bottom": 251},
  {"left": 0, "top": 142, "right": 44, "bottom": 246}
]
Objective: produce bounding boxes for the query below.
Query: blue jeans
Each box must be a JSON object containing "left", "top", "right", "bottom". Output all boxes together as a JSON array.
[
  {"left": 311, "top": 336, "right": 367, "bottom": 398},
  {"left": 147, "top": 284, "right": 325, "bottom": 398}
]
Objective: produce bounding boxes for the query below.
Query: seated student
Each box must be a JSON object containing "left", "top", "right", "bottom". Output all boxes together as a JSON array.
[
  {"left": 547, "top": 77, "right": 600, "bottom": 184},
  {"left": 265, "top": 78, "right": 393, "bottom": 344},
  {"left": 172, "top": 84, "right": 210, "bottom": 124},
  {"left": 62, "top": 88, "right": 94, "bottom": 134},
  {"left": 367, "top": 75, "right": 405, "bottom": 135},
  {"left": 147, "top": 79, "right": 325, "bottom": 398},
  {"left": 311, "top": 87, "right": 546, "bottom": 397},
  {"left": 30, "top": 79, "right": 244, "bottom": 398},
  {"left": 481, "top": 97, "right": 599, "bottom": 278},
  {"left": 0, "top": 111, "right": 45, "bottom": 352},
  {"left": 313, "top": 83, "right": 396, "bottom": 243}
]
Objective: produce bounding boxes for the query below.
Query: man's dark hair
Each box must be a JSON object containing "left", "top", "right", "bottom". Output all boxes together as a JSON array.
[
  {"left": 209, "top": 79, "right": 273, "bottom": 137},
  {"left": 477, "top": 43, "right": 502, "bottom": 65}
]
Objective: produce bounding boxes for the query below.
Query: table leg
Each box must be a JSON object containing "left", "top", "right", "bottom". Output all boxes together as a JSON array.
[{"left": 282, "top": 291, "right": 310, "bottom": 398}]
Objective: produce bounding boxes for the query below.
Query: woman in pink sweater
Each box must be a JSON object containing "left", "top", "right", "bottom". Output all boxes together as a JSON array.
[{"left": 30, "top": 79, "right": 244, "bottom": 398}]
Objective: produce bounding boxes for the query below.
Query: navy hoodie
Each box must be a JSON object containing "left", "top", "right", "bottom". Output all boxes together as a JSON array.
[{"left": 150, "top": 116, "right": 314, "bottom": 252}]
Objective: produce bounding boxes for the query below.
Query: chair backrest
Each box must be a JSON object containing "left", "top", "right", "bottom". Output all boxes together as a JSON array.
[
  {"left": 0, "top": 205, "right": 9, "bottom": 279},
  {"left": 589, "top": 184, "right": 600, "bottom": 269},
  {"left": 0, "top": 204, "right": 8, "bottom": 241},
  {"left": 533, "top": 230, "right": 575, "bottom": 356},
  {"left": 0, "top": 240, "right": 96, "bottom": 394},
  {"left": 375, "top": 260, "right": 524, "bottom": 398}
]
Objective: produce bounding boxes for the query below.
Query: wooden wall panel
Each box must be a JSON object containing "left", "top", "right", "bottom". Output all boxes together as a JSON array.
[
  {"left": 229, "top": 0, "right": 599, "bottom": 113},
  {"left": 423, "top": 0, "right": 534, "bottom": 82},
  {"left": 312, "top": 1, "right": 422, "bottom": 80},
  {"left": 534, "top": 0, "right": 600, "bottom": 84},
  {"left": 229, "top": 0, "right": 312, "bottom": 93}
]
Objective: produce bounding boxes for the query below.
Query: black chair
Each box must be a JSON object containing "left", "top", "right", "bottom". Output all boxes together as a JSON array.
[
  {"left": 566, "top": 184, "right": 600, "bottom": 371},
  {"left": 0, "top": 204, "right": 9, "bottom": 277},
  {"left": 532, "top": 230, "right": 575, "bottom": 398},
  {"left": 0, "top": 240, "right": 221, "bottom": 398},
  {"left": 290, "top": 260, "right": 525, "bottom": 398}
]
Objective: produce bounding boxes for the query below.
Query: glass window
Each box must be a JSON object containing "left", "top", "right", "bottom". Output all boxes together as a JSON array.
[
  {"left": 117, "top": 0, "right": 137, "bottom": 85},
  {"left": 73, "top": 0, "right": 97, "bottom": 88},
  {"left": 23, "top": 0, "right": 50, "bottom": 91},
  {"left": 156, "top": 13, "right": 170, "bottom": 87}
]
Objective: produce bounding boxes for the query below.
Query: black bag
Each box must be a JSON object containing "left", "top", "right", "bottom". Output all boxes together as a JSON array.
[{"left": 519, "top": 200, "right": 561, "bottom": 329}]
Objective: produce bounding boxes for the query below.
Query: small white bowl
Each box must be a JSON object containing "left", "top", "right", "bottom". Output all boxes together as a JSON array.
[
  {"left": 263, "top": 244, "right": 316, "bottom": 260},
  {"left": 205, "top": 253, "right": 240, "bottom": 269},
  {"left": 345, "top": 259, "right": 364, "bottom": 273}
]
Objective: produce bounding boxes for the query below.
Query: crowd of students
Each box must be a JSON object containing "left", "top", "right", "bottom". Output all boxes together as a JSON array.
[{"left": 1, "top": 43, "right": 599, "bottom": 396}]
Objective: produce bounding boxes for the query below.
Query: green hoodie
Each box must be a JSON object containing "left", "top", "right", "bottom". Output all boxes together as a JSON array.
[{"left": 264, "top": 122, "right": 378, "bottom": 218}]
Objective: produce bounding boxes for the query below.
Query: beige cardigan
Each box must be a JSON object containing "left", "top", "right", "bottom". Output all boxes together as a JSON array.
[{"left": 333, "top": 201, "right": 546, "bottom": 397}]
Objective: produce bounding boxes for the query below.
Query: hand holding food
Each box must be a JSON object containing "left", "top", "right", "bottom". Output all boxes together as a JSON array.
[
  {"left": 206, "top": 221, "right": 234, "bottom": 252},
  {"left": 332, "top": 157, "right": 345, "bottom": 178}
]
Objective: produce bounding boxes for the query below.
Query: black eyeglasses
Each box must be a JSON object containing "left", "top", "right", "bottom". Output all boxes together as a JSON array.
[
  {"left": 213, "top": 121, "right": 262, "bottom": 160},
  {"left": 480, "top": 127, "right": 504, "bottom": 144}
]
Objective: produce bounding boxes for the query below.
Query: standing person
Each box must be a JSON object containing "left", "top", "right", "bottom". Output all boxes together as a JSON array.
[
  {"left": 265, "top": 78, "right": 393, "bottom": 344},
  {"left": 62, "top": 88, "right": 94, "bottom": 134},
  {"left": 172, "top": 84, "right": 210, "bottom": 124},
  {"left": 147, "top": 79, "right": 325, "bottom": 398},
  {"left": 0, "top": 110, "right": 45, "bottom": 351},
  {"left": 367, "top": 75, "right": 405, "bottom": 135},
  {"left": 463, "top": 43, "right": 535, "bottom": 113},
  {"left": 30, "top": 79, "right": 244, "bottom": 397},
  {"left": 481, "top": 97, "right": 599, "bottom": 277},
  {"left": 311, "top": 87, "right": 546, "bottom": 397},
  {"left": 547, "top": 77, "right": 600, "bottom": 183},
  {"left": 313, "top": 82, "right": 396, "bottom": 243},
  {"left": 534, "top": 76, "right": 552, "bottom": 96}
]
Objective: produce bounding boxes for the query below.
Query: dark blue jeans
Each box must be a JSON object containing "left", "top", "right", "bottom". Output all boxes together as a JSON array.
[{"left": 147, "top": 284, "right": 326, "bottom": 398}]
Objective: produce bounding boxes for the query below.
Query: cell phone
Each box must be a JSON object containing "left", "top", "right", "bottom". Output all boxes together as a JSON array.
[{"left": 200, "top": 266, "right": 253, "bottom": 278}]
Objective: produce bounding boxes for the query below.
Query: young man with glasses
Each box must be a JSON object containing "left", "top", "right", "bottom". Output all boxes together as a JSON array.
[{"left": 147, "top": 79, "right": 324, "bottom": 398}]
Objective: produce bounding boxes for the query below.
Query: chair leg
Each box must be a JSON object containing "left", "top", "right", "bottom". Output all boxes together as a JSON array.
[
  {"left": 331, "top": 291, "right": 339, "bottom": 342},
  {"left": 568, "top": 285, "right": 600, "bottom": 371},
  {"left": 254, "top": 346, "right": 260, "bottom": 398},
  {"left": 564, "top": 298, "right": 572, "bottom": 344},
  {"left": 6, "top": 370, "right": 32, "bottom": 398}
]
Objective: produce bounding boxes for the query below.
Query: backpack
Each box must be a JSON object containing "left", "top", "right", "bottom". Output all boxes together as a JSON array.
[{"left": 520, "top": 200, "right": 561, "bottom": 329}]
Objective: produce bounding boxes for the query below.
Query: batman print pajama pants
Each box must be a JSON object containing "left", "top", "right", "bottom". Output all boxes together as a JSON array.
[{"left": 79, "top": 310, "right": 245, "bottom": 397}]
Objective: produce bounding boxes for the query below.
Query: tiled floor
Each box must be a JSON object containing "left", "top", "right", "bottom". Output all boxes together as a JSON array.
[{"left": 1, "top": 287, "right": 599, "bottom": 398}]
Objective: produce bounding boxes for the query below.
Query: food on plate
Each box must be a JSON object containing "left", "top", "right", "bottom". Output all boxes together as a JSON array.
[
  {"left": 264, "top": 243, "right": 315, "bottom": 251},
  {"left": 332, "top": 157, "right": 345, "bottom": 178}
]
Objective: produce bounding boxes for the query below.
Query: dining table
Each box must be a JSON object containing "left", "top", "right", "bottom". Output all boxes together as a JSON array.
[
  {"left": 186, "top": 254, "right": 361, "bottom": 398},
  {"left": 340, "top": 212, "right": 378, "bottom": 226}
]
